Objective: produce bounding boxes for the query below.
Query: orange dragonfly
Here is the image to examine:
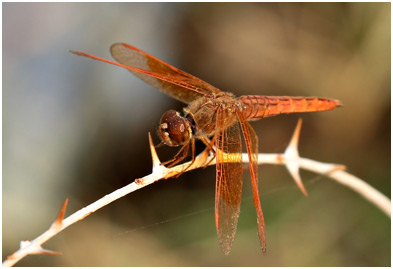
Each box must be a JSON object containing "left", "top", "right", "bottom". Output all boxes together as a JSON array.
[{"left": 71, "top": 43, "right": 341, "bottom": 254}]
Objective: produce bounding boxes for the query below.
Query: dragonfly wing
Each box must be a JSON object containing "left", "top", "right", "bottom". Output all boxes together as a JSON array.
[
  {"left": 215, "top": 109, "right": 243, "bottom": 255},
  {"left": 237, "top": 113, "right": 266, "bottom": 253},
  {"left": 110, "top": 43, "right": 221, "bottom": 104}
]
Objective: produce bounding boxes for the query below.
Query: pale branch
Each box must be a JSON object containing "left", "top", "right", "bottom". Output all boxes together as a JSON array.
[{"left": 3, "top": 119, "right": 390, "bottom": 266}]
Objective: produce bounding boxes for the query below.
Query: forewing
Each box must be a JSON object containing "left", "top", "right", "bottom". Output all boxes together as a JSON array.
[
  {"left": 237, "top": 113, "right": 266, "bottom": 253},
  {"left": 215, "top": 109, "right": 243, "bottom": 255},
  {"left": 110, "top": 43, "right": 221, "bottom": 104}
]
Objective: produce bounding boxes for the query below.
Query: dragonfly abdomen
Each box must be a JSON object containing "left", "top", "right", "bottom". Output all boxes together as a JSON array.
[{"left": 239, "top": 95, "right": 341, "bottom": 120}]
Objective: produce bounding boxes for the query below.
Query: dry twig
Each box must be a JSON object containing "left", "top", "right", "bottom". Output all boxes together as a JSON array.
[{"left": 3, "top": 119, "right": 390, "bottom": 266}]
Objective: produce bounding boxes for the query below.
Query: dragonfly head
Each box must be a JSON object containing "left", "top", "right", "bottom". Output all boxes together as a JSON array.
[{"left": 158, "top": 110, "right": 192, "bottom": 147}]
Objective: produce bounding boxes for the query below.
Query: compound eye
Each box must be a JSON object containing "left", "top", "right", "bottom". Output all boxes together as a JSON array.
[{"left": 158, "top": 110, "right": 191, "bottom": 147}]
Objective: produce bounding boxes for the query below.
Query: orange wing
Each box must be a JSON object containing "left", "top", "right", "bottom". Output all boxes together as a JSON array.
[
  {"left": 215, "top": 108, "right": 243, "bottom": 255},
  {"left": 237, "top": 112, "right": 266, "bottom": 253},
  {"left": 71, "top": 43, "right": 222, "bottom": 104}
]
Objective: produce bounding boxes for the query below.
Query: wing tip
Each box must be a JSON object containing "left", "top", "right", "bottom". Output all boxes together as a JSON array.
[
  {"left": 218, "top": 237, "right": 234, "bottom": 255},
  {"left": 110, "top": 42, "right": 140, "bottom": 54}
]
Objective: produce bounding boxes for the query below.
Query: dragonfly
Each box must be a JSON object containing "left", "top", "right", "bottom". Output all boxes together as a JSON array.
[{"left": 71, "top": 43, "right": 341, "bottom": 255}]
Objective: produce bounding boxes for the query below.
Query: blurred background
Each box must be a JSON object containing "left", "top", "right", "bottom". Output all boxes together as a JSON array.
[{"left": 3, "top": 2, "right": 390, "bottom": 266}]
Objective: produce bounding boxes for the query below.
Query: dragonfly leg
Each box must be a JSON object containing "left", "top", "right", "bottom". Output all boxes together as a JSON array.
[
  {"left": 201, "top": 135, "right": 217, "bottom": 168},
  {"left": 201, "top": 136, "right": 216, "bottom": 154},
  {"left": 162, "top": 143, "right": 190, "bottom": 168},
  {"left": 173, "top": 138, "right": 196, "bottom": 178}
]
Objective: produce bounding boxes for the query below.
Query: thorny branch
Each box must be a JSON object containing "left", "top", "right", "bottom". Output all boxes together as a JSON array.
[{"left": 3, "top": 119, "right": 390, "bottom": 267}]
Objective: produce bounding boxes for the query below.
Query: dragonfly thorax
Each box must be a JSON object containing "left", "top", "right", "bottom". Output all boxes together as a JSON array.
[
  {"left": 158, "top": 110, "right": 193, "bottom": 147},
  {"left": 184, "top": 94, "right": 240, "bottom": 137}
]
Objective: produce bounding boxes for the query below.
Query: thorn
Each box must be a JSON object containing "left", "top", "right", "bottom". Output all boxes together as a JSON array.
[
  {"left": 35, "top": 248, "right": 62, "bottom": 256},
  {"left": 286, "top": 161, "right": 308, "bottom": 196},
  {"left": 20, "top": 240, "right": 31, "bottom": 248},
  {"left": 288, "top": 118, "right": 302, "bottom": 149},
  {"left": 55, "top": 198, "right": 68, "bottom": 227},
  {"left": 148, "top": 132, "right": 167, "bottom": 174},
  {"left": 326, "top": 164, "right": 347, "bottom": 174},
  {"left": 19, "top": 241, "right": 62, "bottom": 255},
  {"left": 148, "top": 132, "right": 161, "bottom": 167},
  {"left": 284, "top": 119, "right": 307, "bottom": 196},
  {"left": 51, "top": 198, "right": 68, "bottom": 231}
]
